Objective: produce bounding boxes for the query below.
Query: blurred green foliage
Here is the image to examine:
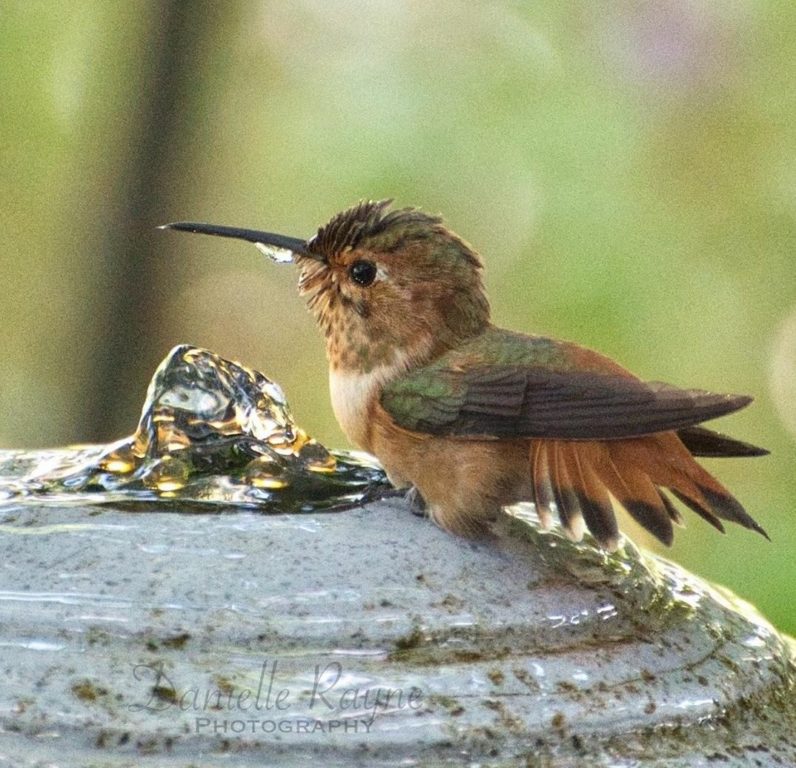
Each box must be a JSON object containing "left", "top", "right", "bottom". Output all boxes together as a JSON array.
[{"left": 1, "top": 1, "right": 794, "bottom": 633}]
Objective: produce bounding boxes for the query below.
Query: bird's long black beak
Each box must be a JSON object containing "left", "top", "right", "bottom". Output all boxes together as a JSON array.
[{"left": 158, "top": 221, "right": 321, "bottom": 262}]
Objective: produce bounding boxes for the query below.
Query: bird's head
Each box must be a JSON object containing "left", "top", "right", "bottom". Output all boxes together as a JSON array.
[{"left": 162, "top": 200, "right": 490, "bottom": 373}]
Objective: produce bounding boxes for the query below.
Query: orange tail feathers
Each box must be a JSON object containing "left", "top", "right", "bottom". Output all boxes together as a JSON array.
[{"left": 529, "top": 434, "right": 767, "bottom": 550}]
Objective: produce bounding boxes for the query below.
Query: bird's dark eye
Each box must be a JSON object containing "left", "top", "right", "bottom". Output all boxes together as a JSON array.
[{"left": 348, "top": 259, "right": 378, "bottom": 287}]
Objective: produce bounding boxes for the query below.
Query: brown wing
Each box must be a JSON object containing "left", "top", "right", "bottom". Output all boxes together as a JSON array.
[{"left": 383, "top": 363, "right": 753, "bottom": 441}]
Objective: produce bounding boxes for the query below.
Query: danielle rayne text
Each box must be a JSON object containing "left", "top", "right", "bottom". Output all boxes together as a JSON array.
[{"left": 129, "top": 659, "right": 424, "bottom": 725}]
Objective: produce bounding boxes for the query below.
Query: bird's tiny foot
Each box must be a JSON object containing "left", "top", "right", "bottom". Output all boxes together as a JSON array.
[{"left": 405, "top": 486, "right": 428, "bottom": 517}]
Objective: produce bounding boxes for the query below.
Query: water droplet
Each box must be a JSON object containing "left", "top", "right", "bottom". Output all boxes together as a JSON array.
[
  {"left": 98, "top": 446, "right": 136, "bottom": 474},
  {"left": 299, "top": 441, "right": 337, "bottom": 473},
  {"left": 144, "top": 456, "right": 190, "bottom": 492},
  {"left": 244, "top": 456, "right": 289, "bottom": 490}
]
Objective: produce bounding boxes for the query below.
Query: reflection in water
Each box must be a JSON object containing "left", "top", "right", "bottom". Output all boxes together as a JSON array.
[{"left": 0, "top": 345, "right": 388, "bottom": 512}]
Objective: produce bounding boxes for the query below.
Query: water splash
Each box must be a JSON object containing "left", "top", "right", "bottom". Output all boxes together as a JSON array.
[{"left": 0, "top": 345, "right": 389, "bottom": 511}]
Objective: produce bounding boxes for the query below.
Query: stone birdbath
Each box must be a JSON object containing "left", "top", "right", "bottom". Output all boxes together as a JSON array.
[{"left": 0, "top": 346, "right": 793, "bottom": 766}]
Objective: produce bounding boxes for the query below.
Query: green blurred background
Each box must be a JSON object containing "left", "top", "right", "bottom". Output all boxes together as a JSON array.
[{"left": 1, "top": 2, "right": 794, "bottom": 632}]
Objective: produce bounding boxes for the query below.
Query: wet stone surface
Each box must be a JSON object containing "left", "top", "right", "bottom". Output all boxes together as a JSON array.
[{"left": 0, "top": 499, "right": 794, "bottom": 766}]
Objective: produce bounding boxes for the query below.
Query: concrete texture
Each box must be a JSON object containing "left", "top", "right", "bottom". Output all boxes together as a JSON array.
[{"left": 0, "top": 498, "right": 794, "bottom": 766}]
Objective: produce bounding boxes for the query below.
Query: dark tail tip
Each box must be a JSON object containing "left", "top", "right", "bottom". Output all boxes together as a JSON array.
[
  {"left": 678, "top": 426, "right": 770, "bottom": 458},
  {"left": 623, "top": 499, "right": 675, "bottom": 547},
  {"left": 697, "top": 485, "right": 769, "bottom": 541}
]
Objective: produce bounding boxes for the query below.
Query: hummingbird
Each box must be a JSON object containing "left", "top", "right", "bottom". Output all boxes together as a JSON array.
[{"left": 162, "top": 200, "right": 768, "bottom": 550}]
